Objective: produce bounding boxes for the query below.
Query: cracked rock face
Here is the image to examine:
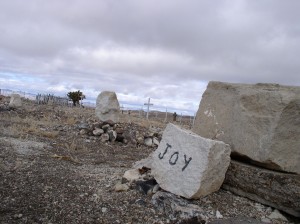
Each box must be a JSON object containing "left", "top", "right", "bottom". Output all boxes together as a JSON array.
[
  {"left": 152, "top": 123, "right": 231, "bottom": 199},
  {"left": 192, "top": 81, "right": 300, "bottom": 174}
]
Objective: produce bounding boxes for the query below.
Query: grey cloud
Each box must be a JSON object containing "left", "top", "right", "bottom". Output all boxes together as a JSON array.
[{"left": 0, "top": 0, "right": 299, "bottom": 114}]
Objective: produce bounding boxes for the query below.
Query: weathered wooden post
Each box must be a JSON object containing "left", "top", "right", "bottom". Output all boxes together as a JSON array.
[{"left": 164, "top": 108, "right": 168, "bottom": 122}]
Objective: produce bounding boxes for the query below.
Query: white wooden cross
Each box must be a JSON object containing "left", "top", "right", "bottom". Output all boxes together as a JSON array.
[
  {"left": 120, "top": 104, "right": 125, "bottom": 114},
  {"left": 144, "top": 98, "right": 154, "bottom": 120}
]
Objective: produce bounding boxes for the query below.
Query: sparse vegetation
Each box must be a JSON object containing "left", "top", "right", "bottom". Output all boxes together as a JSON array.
[
  {"left": 0, "top": 95, "right": 295, "bottom": 224},
  {"left": 67, "top": 90, "right": 85, "bottom": 106}
]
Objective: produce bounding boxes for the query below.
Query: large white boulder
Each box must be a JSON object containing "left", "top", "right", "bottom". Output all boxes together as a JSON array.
[
  {"left": 192, "top": 81, "right": 300, "bottom": 174},
  {"left": 151, "top": 123, "right": 231, "bottom": 199},
  {"left": 9, "top": 94, "right": 22, "bottom": 108},
  {"left": 95, "top": 91, "right": 120, "bottom": 122}
]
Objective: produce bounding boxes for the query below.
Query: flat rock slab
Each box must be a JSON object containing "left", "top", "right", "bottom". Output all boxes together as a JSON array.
[
  {"left": 0, "top": 137, "right": 48, "bottom": 155},
  {"left": 192, "top": 81, "right": 300, "bottom": 174},
  {"left": 152, "top": 123, "right": 231, "bottom": 199},
  {"left": 223, "top": 160, "right": 300, "bottom": 217},
  {"left": 208, "top": 216, "right": 265, "bottom": 224}
]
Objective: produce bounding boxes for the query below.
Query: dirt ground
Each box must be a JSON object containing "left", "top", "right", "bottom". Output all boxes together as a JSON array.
[{"left": 0, "top": 98, "right": 298, "bottom": 224}]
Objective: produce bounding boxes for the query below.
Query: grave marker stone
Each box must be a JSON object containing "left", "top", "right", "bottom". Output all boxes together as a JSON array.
[
  {"left": 9, "top": 93, "right": 22, "bottom": 108},
  {"left": 151, "top": 123, "right": 231, "bottom": 199},
  {"left": 95, "top": 91, "right": 120, "bottom": 122}
]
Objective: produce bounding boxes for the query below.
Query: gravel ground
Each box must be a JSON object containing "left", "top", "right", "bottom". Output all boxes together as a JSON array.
[{"left": 0, "top": 99, "right": 298, "bottom": 224}]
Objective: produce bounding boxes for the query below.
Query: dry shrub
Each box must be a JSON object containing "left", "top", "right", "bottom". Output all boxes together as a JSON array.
[
  {"left": 64, "top": 138, "right": 77, "bottom": 150},
  {"left": 65, "top": 116, "right": 77, "bottom": 125},
  {"left": 119, "top": 114, "right": 166, "bottom": 129},
  {"left": 40, "top": 131, "right": 59, "bottom": 139}
]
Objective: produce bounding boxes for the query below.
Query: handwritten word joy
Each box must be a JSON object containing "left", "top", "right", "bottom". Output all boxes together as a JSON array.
[{"left": 158, "top": 143, "right": 192, "bottom": 171}]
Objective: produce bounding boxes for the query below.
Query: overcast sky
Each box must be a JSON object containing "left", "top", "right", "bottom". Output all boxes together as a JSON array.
[{"left": 0, "top": 0, "right": 299, "bottom": 114}]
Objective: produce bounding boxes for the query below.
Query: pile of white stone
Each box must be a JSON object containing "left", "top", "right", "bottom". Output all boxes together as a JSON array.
[
  {"left": 91, "top": 91, "right": 163, "bottom": 146},
  {"left": 78, "top": 119, "right": 163, "bottom": 146},
  {"left": 96, "top": 90, "right": 232, "bottom": 199}
]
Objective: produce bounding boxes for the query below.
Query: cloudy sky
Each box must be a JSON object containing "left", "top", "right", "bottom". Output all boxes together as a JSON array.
[{"left": 0, "top": 0, "right": 299, "bottom": 114}]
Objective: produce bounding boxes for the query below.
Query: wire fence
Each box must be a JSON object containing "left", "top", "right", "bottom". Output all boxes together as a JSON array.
[
  {"left": 0, "top": 88, "right": 72, "bottom": 107},
  {"left": 1, "top": 88, "right": 197, "bottom": 127},
  {"left": 0, "top": 88, "right": 36, "bottom": 100}
]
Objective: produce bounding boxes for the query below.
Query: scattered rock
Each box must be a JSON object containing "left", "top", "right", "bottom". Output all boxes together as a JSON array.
[
  {"left": 153, "top": 137, "right": 160, "bottom": 146},
  {"left": 144, "top": 137, "right": 153, "bottom": 147},
  {"left": 115, "top": 127, "right": 124, "bottom": 134},
  {"left": 107, "top": 130, "right": 117, "bottom": 142},
  {"left": 123, "top": 169, "right": 143, "bottom": 183},
  {"left": 268, "top": 209, "right": 288, "bottom": 222},
  {"left": 101, "top": 207, "right": 107, "bottom": 213},
  {"left": 152, "top": 123, "right": 231, "bottom": 199},
  {"left": 77, "top": 122, "right": 89, "bottom": 130},
  {"left": 4, "top": 97, "right": 295, "bottom": 223},
  {"left": 134, "top": 199, "right": 147, "bottom": 206},
  {"left": 192, "top": 81, "right": 300, "bottom": 174},
  {"left": 79, "top": 129, "right": 87, "bottom": 135},
  {"left": 260, "top": 217, "right": 271, "bottom": 223},
  {"left": 137, "top": 137, "right": 144, "bottom": 145},
  {"left": 100, "top": 133, "right": 110, "bottom": 142},
  {"left": 114, "top": 182, "right": 130, "bottom": 192},
  {"left": 103, "top": 119, "right": 116, "bottom": 127},
  {"left": 133, "top": 154, "right": 154, "bottom": 169},
  {"left": 116, "top": 134, "right": 124, "bottom": 142},
  {"left": 135, "top": 179, "right": 157, "bottom": 195},
  {"left": 76, "top": 119, "right": 161, "bottom": 147},
  {"left": 216, "top": 210, "right": 223, "bottom": 219},
  {"left": 152, "top": 184, "right": 160, "bottom": 194},
  {"left": 95, "top": 91, "right": 120, "bottom": 123},
  {"left": 152, "top": 191, "right": 205, "bottom": 221},
  {"left": 13, "top": 214, "right": 23, "bottom": 219},
  {"left": 208, "top": 216, "right": 265, "bottom": 224},
  {"left": 93, "top": 128, "right": 104, "bottom": 136},
  {"left": 101, "top": 124, "right": 110, "bottom": 132}
]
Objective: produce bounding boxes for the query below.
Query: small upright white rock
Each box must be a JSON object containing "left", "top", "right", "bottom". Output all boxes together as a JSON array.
[
  {"left": 123, "top": 169, "right": 142, "bottom": 182},
  {"left": 216, "top": 210, "right": 223, "bottom": 219},
  {"left": 95, "top": 91, "right": 120, "bottom": 122},
  {"left": 9, "top": 94, "right": 22, "bottom": 108},
  {"left": 144, "top": 138, "right": 153, "bottom": 147},
  {"left": 152, "top": 123, "right": 231, "bottom": 199},
  {"left": 268, "top": 209, "right": 288, "bottom": 222}
]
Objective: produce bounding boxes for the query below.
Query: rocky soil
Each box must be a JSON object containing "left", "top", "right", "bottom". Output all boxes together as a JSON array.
[{"left": 0, "top": 96, "right": 298, "bottom": 224}]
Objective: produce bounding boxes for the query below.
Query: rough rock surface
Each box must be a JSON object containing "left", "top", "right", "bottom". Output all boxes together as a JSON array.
[
  {"left": 152, "top": 123, "right": 231, "bottom": 199},
  {"left": 192, "top": 81, "right": 300, "bottom": 174},
  {"left": 95, "top": 91, "right": 120, "bottom": 122},
  {"left": 151, "top": 191, "right": 205, "bottom": 221},
  {"left": 222, "top": 160, "right": 300, "bottom": 217},
  {"left": 9, "top": 93, "right": 22, "bottom": 108},
  {"left": 208, "top": 216, "right": 265, "bottom": 224},
  {"left": 1, "top": 99, "right": 297, "bottom": 223}
]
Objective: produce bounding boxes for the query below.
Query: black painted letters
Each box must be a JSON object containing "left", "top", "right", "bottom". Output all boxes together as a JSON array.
[
  {"left": 182, "top": 154, "right": 192, "bottom": 171},
  {"left": 158, "top": 143, "right": 171, "bottom": 159},
  {"left": 158, "top": 143, "right": 192, "bottom": 171},
  {"left": 169, "top": 152, "right": 179, "bottom": 165}
]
